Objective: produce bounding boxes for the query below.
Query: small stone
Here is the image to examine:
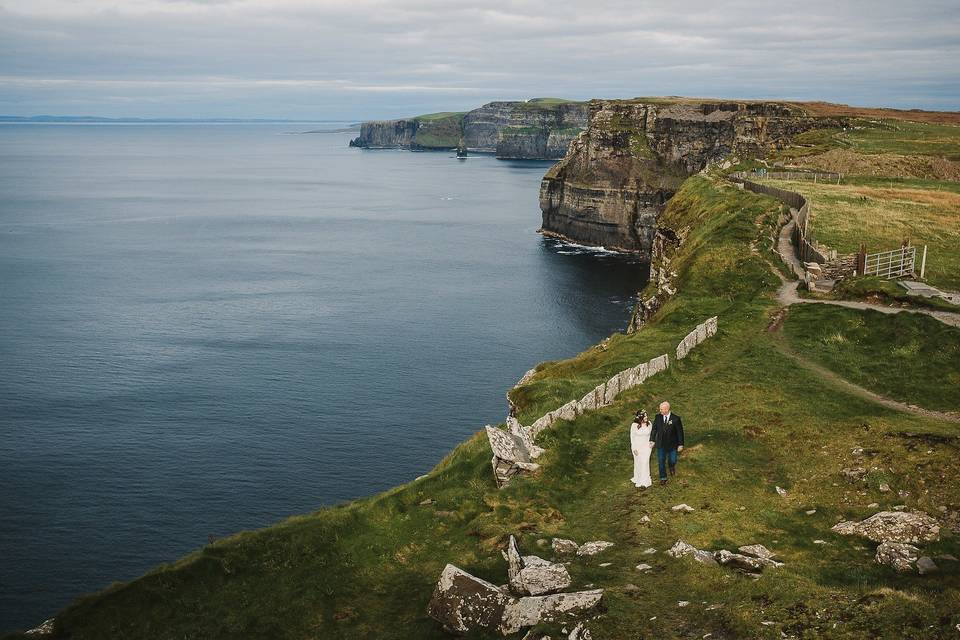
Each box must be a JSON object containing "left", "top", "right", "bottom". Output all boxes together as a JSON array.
[
  {"left": 643, "top": 548, "right": 657, "bottom": 555},
  {"left": 916, "top": 557, "right": 938, "bottom": 575},
  {"left": 738, "top": 505, "right": 746, "bottom": 511},
  {"left": 678, "top": 601, "right": 690, "bottom": 607},
  {"left": 640, "top": 515, "right": 651, "bottom": 523},
  {"left": 672, "top": 503, "right": 695, "bottom": 513},
  {"left": 419, "top": 498, "right": 434, "bottom": 505},
  {"left": 577, "top": 541, "right": 614, "bottom": 556},
  {"left": 738, "top": 544, "right": 776, "bottom": 560},
  {"left": 551, "top": 538, "right": 580, "bottom": 555},
  {"left": 875, "top": 541, "right": 921, "bottom": 573},
  {"left": 879, "top": 483, "right": 890, "bottom": 493},
  {"left": 775, "top": 486, "right": 787, "bottom": 496},
  {"left": 598, "top": 562, "right": 612, "bottom": 567},
  {"left": 635, "top": 563, "right": 653, "bottom": 572},
  {"left": 813, "top": 540, "right": 828, "bottom": 545},
  {"left": 805, "top": 509, "right": 817, "bottom": 515},
  {"left": 867, "top": 503, "right": 879, "bottom": 508}
]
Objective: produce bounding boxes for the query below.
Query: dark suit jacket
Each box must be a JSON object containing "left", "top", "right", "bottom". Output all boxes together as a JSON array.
[{"left": 649, "top": 412, "right": 684, "bottom": 450}]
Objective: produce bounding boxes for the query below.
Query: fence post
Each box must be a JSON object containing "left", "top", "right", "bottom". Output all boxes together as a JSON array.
[{"left": 920, "top": 245, "right": 927, "bottom": 279}]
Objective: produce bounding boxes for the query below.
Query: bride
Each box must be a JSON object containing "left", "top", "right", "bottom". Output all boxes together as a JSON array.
[{"left": 630, "top": 409, "right": 653, "bottom": 489}]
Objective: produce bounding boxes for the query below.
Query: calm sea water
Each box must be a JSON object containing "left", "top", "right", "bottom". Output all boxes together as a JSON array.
[{"left": 0, "top": 123, "right": 647, "bottom": 632}]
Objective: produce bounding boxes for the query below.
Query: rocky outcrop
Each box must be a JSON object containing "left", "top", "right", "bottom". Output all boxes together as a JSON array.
[
  {"left": 831, "top": 511, "right": 941, "bottom": 544},
  {"left": 463, "top": 100, "right": 588, "bottom": 158},
  {"left": 350, "top": 99, "right": 588, "bottom": 159},
  {"left": 540, "top": 99, "right": 839, "bottom": 255},
  {"left": 427, "top": 536, "right": 605, "bottom": 635},
  {"left": 349, "top": 119, "right": 421, "bottom": 149},
  {"left": 349, "top": 113, "right": 464, "bottom": 150}
]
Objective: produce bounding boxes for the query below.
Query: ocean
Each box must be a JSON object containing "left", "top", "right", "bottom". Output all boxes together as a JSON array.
[{"left": 0, "top": 123, "right": 647, "bottom": 631}]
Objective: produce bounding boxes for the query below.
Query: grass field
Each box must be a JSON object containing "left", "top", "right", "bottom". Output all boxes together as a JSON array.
[
  {"left": 782, "top": 304, "right": 960, "bottom": 412},
  {"left": 757, "top": 178, "right": 960, "bottom": 290},
  {"left": 13, "top": 176, "right": 959, "bottom": 640}
]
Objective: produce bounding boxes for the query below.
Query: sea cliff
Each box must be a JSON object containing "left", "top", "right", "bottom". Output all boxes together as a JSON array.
[
  {"left": 349, "top": 99, "right": 588, "bottom": 159},
  {"left": 539, "top": 99, "right": 839, "bottom": 256}
]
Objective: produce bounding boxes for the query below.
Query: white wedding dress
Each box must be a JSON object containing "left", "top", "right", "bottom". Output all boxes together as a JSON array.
[{"left": 630, "top": 420, "right": 653, "bottom": 488}]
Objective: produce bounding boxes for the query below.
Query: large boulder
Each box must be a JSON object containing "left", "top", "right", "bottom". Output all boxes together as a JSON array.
[
  {"left": 501, "top": 589, "right": 605, "bottom": 633},
  {"left": 427, "top": 564, "right": 514, "bottom": 634},
  {"left": 831, "top": 511, "right": 940, "bottom": 544},
  {"left": 875, "top": 541, "right": 921, "bottom": 573},
  {"left": 513, "top": 563, "right": 573, "bottom": 596},
  {"left": 506, "top": 536, "right": 571, "bottom": 596}
]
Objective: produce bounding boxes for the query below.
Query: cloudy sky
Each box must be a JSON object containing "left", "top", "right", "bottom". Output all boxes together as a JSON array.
[{"left": 1, "top": 0, "right": 958, "bottom": 119}]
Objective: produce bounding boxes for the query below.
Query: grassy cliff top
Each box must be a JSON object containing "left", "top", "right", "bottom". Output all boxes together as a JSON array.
[{"left": 11, "top": 169, "right": 959, "bottom": 639}]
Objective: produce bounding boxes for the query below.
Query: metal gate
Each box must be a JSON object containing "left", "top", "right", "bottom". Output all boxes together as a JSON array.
[{"left": 861, "top": 245, "right": 916, "bottom": 279}]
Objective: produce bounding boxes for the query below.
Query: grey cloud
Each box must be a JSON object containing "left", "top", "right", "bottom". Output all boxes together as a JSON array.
[{"left": 0, "top": 0, "right": 957, "bottom": 118}]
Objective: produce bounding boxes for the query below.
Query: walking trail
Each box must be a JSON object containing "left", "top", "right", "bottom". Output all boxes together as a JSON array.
[{"left": 764, "top": 210, "right": 960, "bottom": 423}]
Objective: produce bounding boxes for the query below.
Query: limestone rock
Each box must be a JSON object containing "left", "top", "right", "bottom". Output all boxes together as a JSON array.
[
  {"left": 840, "top": 467, "right": 867, "bottom": 480},
  {"left": 514, "top": 563, "right": 573, "bottom": 596},
  {"left": 916, "top": 556, "right": 938, "bottom": 575},
  {"left": 568, "top": 621, "right": 593, "bottom": 640},
  {"left": 738, "top": 544, "right": 776, "bottom": 560},
  {"left": 635, "top": 563, "right": 653, "bottom": 572},
  {"left": 875, "top": 541, "right": 921, "bottom": 573},
  {"left": 552, "top": 538, "right": 580, "bottom": 555},
  {"left": 507, "top": 535, "right": 525, "bottom": 583},
  {"left": 427, "top": 564, "right": 514, "bottom": 634},
  {"left": 715, "top": 550, "right": 765, "bottom": 572},
  {"left": 24, "top": 619, "right": 55, "bottom": 636},
  {"left": 831, "top": 511, "right": 940, "bottom": 544},
  {"left": 576, "top": 541, "right": 614, "bottom": 556},
  {"left": 501, "top": 589, "right": 605, "bottom": 634},
  {"left": 671, "top": 503, "right": 695, "bottom": 513},
  {"left": 667, "top": 540, "right": 718, "bottom": 566}
]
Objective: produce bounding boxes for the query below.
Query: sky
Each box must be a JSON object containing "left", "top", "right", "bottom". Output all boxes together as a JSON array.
[{"left": 1, "top": 0, "right": 959, "bottom": 120}]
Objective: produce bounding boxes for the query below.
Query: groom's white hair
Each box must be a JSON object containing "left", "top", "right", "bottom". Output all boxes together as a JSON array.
[{"left": 659, "top": 401, "right": 670, "bottom": 411}]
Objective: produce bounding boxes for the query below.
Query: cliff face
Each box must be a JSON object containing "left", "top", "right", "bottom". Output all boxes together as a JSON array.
[
  {"left": 540, "top": 100, "right": 837, "bottom": 255},
  {"left": 348, "top": 114, "right": 464, "bottom": 150},
  {"left": 462, "top": 101, "right": 588, "bottom": 158},
  {"left": 350, "top": 100, "right": 588, "bottom": 159}
]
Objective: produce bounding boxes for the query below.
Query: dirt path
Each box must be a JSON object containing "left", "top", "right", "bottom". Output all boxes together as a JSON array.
[
  {"left": 767, "top": 314, "right": 960, "bottom": 424},
  {"left": 777, "top": 280, "right": 960, "bottom": 328}
]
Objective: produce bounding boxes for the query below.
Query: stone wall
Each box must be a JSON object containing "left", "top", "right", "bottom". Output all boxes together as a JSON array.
[
  {"left": 675, "top": 316, "right": 718, "bottom": 360},
  {"left": 729, "top": 173, "right": 854, "bottom": 281},
  {"left": 487, "top": 318, "right": 719, "bottom": 487}
]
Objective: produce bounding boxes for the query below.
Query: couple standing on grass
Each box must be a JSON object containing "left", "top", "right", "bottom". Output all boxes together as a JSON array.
[{"left": 630, "top": 401, "right": 685, "bottom": 489}]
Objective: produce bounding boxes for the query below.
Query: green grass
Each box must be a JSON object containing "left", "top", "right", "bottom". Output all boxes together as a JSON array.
[
  {"left": 782, "top": 304, "right": 960, "bottom": 412},
  {"left": 756, "top": 178, "right": 960, "bottom": 290},
  {"left": 817, "top": 276, "right": 960, "bottom": 312},
  {"left": 410, "top": 113, "right": 465, "bottom": 148},
  {"left": 412, "top": 111, "right": 467, "bottom": 122},
  {"left": 776, "top": 120, "right": 960, "bottom": 160},
  {"left": 10, "top": 176, "right": 960, "bottom": 639},
  {"left": 845, "top": 120, "right": 960, "bottom": 159}
]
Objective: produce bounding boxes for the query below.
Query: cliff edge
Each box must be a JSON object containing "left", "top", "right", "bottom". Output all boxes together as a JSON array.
[
  {"left": 539, "top": 99, "right": 837, "bottom": 255},
  {"left": 349, "top": 99, "right": 588, "bottom": 160}
]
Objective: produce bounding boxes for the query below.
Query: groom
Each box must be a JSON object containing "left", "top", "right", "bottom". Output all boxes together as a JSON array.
[{"left": 650, "top": 401, "right": 684, "bottom": 485}]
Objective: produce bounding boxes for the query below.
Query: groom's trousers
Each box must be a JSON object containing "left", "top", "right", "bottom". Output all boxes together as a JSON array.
[{"left": 656, "top": 447, "right": 678, "bottom": 480}]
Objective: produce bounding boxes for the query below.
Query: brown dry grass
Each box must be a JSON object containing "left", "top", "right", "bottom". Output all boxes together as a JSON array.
[
  {"left": 789, "top": 149, "right": 960, "bottom": 180},
  {"left": 792, "top": 101, "right": 960, "bottom": 125},
  {"left": 764, "top": 179, "right": 960, "bottom": 289}
]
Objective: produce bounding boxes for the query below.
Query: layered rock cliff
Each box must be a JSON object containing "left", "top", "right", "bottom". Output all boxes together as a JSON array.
[
  {"left": 539, "top": 100, "right": 839, "bottom": 255},
  {"left": 349, "top": 99, "right": 588, "bottom": 159},
  {"left": 348, "top": 112, "right": 465, "bottom": 150}
]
